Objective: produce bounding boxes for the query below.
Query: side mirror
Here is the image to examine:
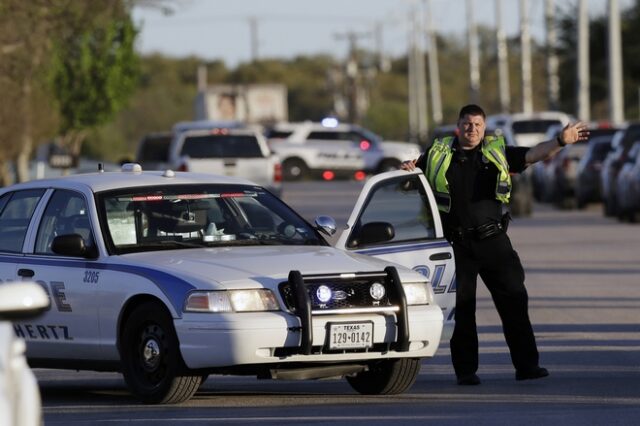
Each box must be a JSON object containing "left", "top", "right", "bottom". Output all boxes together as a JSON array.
[
  {"left": 0, "top": 282, "right": 50, "bottom": 321},
  {"left": 314, "top": 215, "right": 337, "bottom": 236},
  {"left": 347, "top": 221, "right": 395, "bottom": 248},
  {"left": 51, "top": 234, "right": 98, "bottom": 259}
]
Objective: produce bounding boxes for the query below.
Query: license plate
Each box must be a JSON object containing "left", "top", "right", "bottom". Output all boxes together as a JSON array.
[{"left": 327, "top": 322, "right": 373, "bottom": 350}]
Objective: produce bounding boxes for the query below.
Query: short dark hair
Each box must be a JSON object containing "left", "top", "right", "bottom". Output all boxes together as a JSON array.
[{"left": 458, "top": 104, "right": 486, "bottom": 120}]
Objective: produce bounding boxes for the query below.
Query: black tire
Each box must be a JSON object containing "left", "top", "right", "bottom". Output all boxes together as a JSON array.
[
  {"left": 282, "top": 158, "right": 308, "bottom": 181},
  {"left": 120, "top": 301, "right": 201, "bottom": 404},
  {"left": 603, "top": 196, "right": 617, "bottom": 217},
  {"left": 346, "top": 358, "right": 421, "bottom": 395}
]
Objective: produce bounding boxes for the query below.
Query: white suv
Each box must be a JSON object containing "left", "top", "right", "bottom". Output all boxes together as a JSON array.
[
  {"left": 486, "top": 111, "right": 573, "bottom": 147},
  {"left": 168, "top": 121, "right": 282, "bottom": 196},
  {"left": 267, "top": 120, "right": 421, "bottom": 181}
]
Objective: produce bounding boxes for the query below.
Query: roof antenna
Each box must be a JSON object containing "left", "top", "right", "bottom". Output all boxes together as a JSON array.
[{"left": 98, "top": 163, "right": 104, "bottom": 173}]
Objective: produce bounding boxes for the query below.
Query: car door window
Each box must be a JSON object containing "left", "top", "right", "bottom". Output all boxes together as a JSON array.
[
  {"left": 347, "top": 175, "right": 436, "bottom": 249},
  {"left": 0, "top": 189, "right": 45, "bottom": 253},
  {"left": 35, "top": 190, "right": 93, "bottom": 255}
]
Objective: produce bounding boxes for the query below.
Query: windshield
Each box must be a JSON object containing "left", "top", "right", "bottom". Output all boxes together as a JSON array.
[{"left": 97, "top": 184, "right": 325, "bottom": 254}]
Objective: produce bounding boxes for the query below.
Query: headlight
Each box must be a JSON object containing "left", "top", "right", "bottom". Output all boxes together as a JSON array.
[
  {"left": 185, "top": 290, "right": 279, "bottom": 313},
  {"left": 403, "top": 283, "right": 433, "bottom": 305}
]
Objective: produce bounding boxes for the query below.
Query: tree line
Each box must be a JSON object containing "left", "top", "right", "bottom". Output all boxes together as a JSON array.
[{"left": 2, "top": 0, "right": 640, "bottom": 185}]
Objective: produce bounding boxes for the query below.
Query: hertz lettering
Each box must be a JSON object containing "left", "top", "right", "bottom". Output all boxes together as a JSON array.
[{"left": 13, "top": 324, "right": 73, "bottom": 340}]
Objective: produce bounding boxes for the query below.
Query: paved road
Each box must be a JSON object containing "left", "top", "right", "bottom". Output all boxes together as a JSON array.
[{"left": 38, "top": 181, "right": 640, "bottom": 425}]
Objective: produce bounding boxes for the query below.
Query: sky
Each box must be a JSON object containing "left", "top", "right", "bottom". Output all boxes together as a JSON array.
[{"left": 132, "top": 0, "right": 635, "bottom": 68}]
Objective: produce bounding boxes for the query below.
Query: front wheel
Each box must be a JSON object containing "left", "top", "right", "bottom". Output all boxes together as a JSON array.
[
  {"left": 120, "top": 301, "right": 201, "bottom": 404},
  {"left": 346, "top": 358, "right": 421, "bottom": 395}
]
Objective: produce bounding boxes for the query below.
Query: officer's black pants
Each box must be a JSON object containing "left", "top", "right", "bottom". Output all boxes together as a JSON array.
[{"left": 449, "top": 232, "right": 539, "bottom": 377}]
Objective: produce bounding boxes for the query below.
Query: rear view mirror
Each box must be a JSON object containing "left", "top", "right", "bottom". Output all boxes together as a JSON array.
[
  {"left": 51, "top": 234, "right": 98, "bottom": 259},
  {"left": 314, "top": 215, "right": 337, "bottom": 236},
  {"left": 347, "top": 221, "right": 395, "bottom": 248}
]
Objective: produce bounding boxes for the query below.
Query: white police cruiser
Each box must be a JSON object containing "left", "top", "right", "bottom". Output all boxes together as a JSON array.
[
  {"left": 267, "top": 119, "right": 422, "bottom": 180},
  {"left": 0, "top": 164, "right": 455, "bottom": 404}
]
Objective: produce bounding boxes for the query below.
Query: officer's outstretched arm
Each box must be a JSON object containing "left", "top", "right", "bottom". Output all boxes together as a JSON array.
[{"left": 525, "top": 122, "right": 589, "bottom": 165}]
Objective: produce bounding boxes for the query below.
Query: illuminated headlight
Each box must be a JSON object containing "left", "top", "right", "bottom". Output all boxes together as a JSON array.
[
  {"left": 316, "top": 285, "right": 332, "bottom": 303},
  {"left": 185, "top": 290, "right": 279, "bottom": 313},
  {"left": 369, "top": 282, "right": 386, "bottom": 300},
  {"left": 403, "top": 283, "right": 433, "bottom": 305}
]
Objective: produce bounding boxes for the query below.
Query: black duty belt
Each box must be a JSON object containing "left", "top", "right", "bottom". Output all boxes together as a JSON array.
[{"left": 448, "top": 221, "right": 504, "bottom": 241}]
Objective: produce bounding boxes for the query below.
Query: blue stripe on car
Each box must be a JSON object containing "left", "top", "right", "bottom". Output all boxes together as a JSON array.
[
  {"left": 0, "top": 256, "right": 194, "bottom": 314},
  {"left": 353, "top": 240, "right": 451, "bottom": 256}
]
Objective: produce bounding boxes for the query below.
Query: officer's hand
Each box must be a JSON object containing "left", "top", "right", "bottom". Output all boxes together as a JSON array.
[
  {"left": 401, "top": 159, "right": 418, "bottom": 171},
  {"left": 560, "top": 122, "right": 590, "bottom": 146}
]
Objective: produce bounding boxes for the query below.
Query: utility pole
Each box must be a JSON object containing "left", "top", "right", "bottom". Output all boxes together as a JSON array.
[
  {"left": 424, "top": 0, "right": 443, "bottom": 125},
  {"left": 467, "top": 0, "right": 480, "bottom": 103},
  {"left": 608, "top": 0, "right": 624, "bottom": 125},
  {"left": 374, "top": 22, "right": 391, "bottom": 72},
  {"left": 545, "top": 0, "right": 560, "bottom": 111},
  {"left": 407, "top": 7, "right": 428, "bottom": 143},
  {"left": 577, "top": 0, "right": 590, "bottom": 121},
  {"left": 334, "top": 31, "right": 370, "bottom": 123},
  {"left": 520, "top": 0, "right": 533, "bottom": 114},
  {"left": 496, "top": 0, "right": 511, "bottom": 113},
  {"left": 408, "top": 22, "right": 417, "bottom": 140},
  {"left": 197, "top": 64, "right": 208, "bottom": 91},
  {"left": 248, "top": 17, "right": 259, "bottom": 62}
]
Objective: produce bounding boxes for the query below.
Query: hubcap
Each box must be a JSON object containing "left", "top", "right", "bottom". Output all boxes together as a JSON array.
[
  {"left": 289, "top": 165, "right": 301, "bottom": 176},
  {"left": 142, "top": 338, "right": 161, "bottom": 371}
]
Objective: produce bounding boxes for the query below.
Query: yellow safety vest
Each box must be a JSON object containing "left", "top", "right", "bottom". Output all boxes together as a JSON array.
[{"left": 425, "top": 135, "right": 512, "bottom": 212}]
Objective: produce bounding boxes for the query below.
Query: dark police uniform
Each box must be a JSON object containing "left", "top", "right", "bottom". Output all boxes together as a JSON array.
[{"left": 416, "top": 138, "right": 540, "bottom": 379}]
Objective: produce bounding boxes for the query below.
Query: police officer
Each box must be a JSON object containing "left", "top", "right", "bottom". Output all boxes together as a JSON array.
[{"left": 402, "top": 104, "right": 588, "bottom": 385}]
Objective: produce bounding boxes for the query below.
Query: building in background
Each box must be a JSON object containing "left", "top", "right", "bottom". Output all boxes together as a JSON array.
[{"left": 194, "top": 84, "right": 288, "bottom": 125}]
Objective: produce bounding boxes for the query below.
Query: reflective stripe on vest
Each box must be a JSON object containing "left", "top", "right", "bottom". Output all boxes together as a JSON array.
[{"left": 424, "top": 135, "right": 512, "bottom": 212}]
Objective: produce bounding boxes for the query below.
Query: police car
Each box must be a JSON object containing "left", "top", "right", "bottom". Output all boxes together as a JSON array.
[
  {"left": 267, "top": 120, "right": 422, "bottom": 181},
  {"left": 0, "top": 164, "right": 455, "bottom": 404}
]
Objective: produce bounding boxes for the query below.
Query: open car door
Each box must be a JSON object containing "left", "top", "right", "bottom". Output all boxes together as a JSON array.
[{"left": 335, "top": 170, "right": 456, "bottom": 338}]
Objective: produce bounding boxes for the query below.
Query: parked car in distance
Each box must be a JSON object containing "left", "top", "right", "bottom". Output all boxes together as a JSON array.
[
  {"left": 266, "top": 120, "right": 421, "bottom": 181},
  {"left": 575, "top": 135, "right": 616, "bottom": 208},
  {"left": 614, "top": 141, "right": 640, "bottom": 221},
  {"left": 620, "top": 143, "right": 640, "bottom": 222},
  {"left": 136, "top": 121, "right": 282, "bottom": 196},
  {"left": 486, "top": 111, "right": 573, "bottom": 148},
  {"left": 134, "top": 132, "right": 172, "bottom": 171},
  {"left": 532, "top": 124, "right": 618, "bottom": 205},
  {"left": 0, "top": 164, "right": 456, "bottom": 404},
  {"left": 544, "top": 126, "right": 619, "bottom": 209},
  {"left": 601, "top": 123, "right": 640, "bottom": 217},
  {"left": 0, "top": 282, "right": 49, "bottom": 426},
  {"left": 167, "top": 121, "right": 282, "bottom": 196}
]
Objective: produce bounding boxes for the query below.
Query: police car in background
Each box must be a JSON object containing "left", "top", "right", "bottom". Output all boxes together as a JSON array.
[
  {"left": 0, "top": 164, "right": 455, "bottom": 404},
  {"left": 0, "top": 281, "right": 49, "bottom": 426},
  {"left": 266, "top": 119, "right": 422, "bottom": 181}
]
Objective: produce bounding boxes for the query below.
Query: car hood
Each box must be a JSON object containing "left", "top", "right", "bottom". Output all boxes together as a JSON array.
[{"left": 121, "top": 245, "right": 423, "bottom": 290}]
